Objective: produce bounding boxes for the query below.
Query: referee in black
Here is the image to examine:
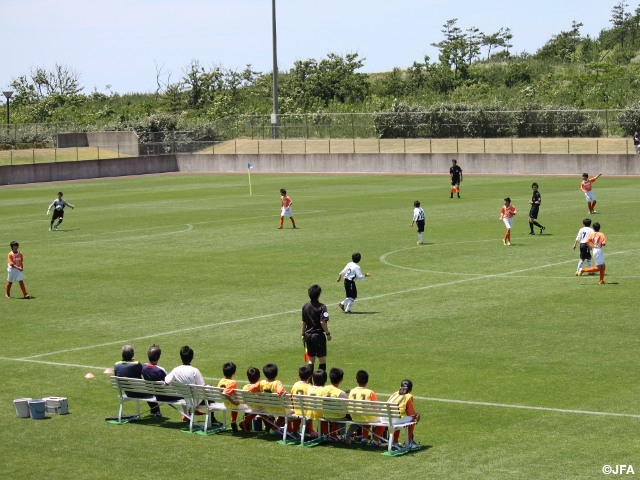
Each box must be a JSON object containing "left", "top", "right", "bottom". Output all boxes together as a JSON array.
[
  {"left": 301, "top": 284, "right": 331, "bottom": 372},
  {"left": 528, "top": 182, "right": 546, "bottom": 235}
]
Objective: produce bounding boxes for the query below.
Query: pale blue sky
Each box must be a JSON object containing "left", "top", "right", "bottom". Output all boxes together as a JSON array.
[{"left": 2, "top": 0, "right": 618, "bottom": 94}]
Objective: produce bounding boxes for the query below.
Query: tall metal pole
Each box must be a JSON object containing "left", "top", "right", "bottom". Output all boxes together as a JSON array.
[
  {"left": 2, "top": 91, "right": 13, "bottom": 126},
  {"left": 271, "top": 0, "right": 279, "bottom": 139}
]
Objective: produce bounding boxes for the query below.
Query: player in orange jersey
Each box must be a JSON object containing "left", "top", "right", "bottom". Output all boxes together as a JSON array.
[
  {"left": 6, "top": 241, "right": 30, "bottom": 299},
  {"left": 218, "top": 362, "right": 240, "bottom": 432},
  {"left": 388, "top": 379, "right": 421, "bottom": 450},
  {"left": 580, "top": 173, "right": 602, "bottom": 214},
  {"left": 578, "top": 222, "right": 607, "bottom": 284},
  {"left": 278, "top": 188, "right": 296, "bottom": 229},
  {"left": 499, "top": 197, "right": 516, "bottom": 246}
]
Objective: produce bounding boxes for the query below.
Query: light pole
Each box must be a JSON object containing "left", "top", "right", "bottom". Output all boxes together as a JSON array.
[
  {"left": 2, "top": 90, "right": 13, "bottom": 126},
  {"left": 271, "top": 0, "right": 279, "bottom": 139}
]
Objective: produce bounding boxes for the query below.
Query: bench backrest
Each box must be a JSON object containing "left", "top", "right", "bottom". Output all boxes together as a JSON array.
[
  {"left": 292, "top": 394, "right": 403, "bottom": 423},
  {"left": 111, "top": 376, "right": 193, "bottom": 401},
  {"left": 234, "top": 390, "right": 291, "bottom": 414}
]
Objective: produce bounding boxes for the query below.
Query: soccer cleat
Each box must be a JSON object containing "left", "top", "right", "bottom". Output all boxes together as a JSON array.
[
  {"left": 292, "top": 225, "right": 297, "bottom": 229},
  {"left": 391, "top": 442, "right": 403, "bottom": 450},
  {"left": 231, "top": 422, "right": 238, "bottom": 432},
  {"left": 506, "top": 241, "right": 511, "bottom": 245},
  {"left": 416, "top": 241, "right": 423, "bottom": 245},
  {"left": 54, "top": 227, "right": 58, "bottom": 231},
  {"left": 5, "top": 294, "right": 10, "bottom": 299},
  {"left": 528, "top": 232, "right": 535, "bottom": 235},
  {"left": 338, "top": 303, "right": 344, "bottom": 312},
  {"left": 361, "top": 438, "right": 369, "bottom": 445},
  {"left": 407, "top": 440, "right": 421, "bottom": 450},
  {"left": 540, "top": 226, "right": 545, "bottom": 235},
  {"left": 24, "top": 294, "right": 31, "bottom": 299},
  {"left": 277, "top": 226, "right": 283, "bottom": 229},
  {"left": 48, "top": 226, "right": 52, "bottom": 231},
  {"left": 577, "top": 269, "right": 583, "bottom": 276},
  {"left": 154, "top": 411, "right": 163, "bottom": 418},
  {"left": 503, "top": 239, "right": 507, "bottom": 245},
  {"left": 599, "top": 280, "right": 605, "bottom": 284},
  {"left": 591, "top": 210, "right": 597, "bottom": 214}
]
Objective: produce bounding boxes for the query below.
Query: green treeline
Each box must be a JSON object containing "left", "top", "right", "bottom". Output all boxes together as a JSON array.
[{"left": 5, "top": 2, "right": 640, "bottom": 139}]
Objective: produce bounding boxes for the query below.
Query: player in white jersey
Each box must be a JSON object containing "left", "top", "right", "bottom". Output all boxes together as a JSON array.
[
  {"left": 572, "top": 218, "right": 594, "bottom": 275},
  {"left": 337, "top": 252, "right": 370, "bottom": 314},
  {"left": 410, "top": 200, "right": 426, "bottom": 245},
  {"left": 47, "top": 192, "right": 75, "bottom": 231}
]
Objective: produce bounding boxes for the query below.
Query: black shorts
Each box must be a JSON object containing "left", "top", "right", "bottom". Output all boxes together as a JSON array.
[
  {"left": 52, "top": 209, "right": 64, "bottom": 221},
  {"left": 529, "top": 206, "right": 539, "bottom": 219},
  {"left": 451, "top": 178, "right": 460, "bottom": 186},
  {"left": 579, "top": 243, "right": 592, "bottom": 260},
  {"left": 415, "top": 220, "right": 425, "bottom": 233},
  {"left": 304, "top": 332, "right": 327, "bottom": 358},
  {"left": 343, "top": 278, "right": 357, "bottom": 300}
]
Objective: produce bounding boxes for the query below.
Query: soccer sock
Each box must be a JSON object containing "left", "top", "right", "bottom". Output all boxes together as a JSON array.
[
  {"left": 19, "top": 283, "right": 27, "bottom": 296},
  {"left": 587, "top": 260, "right": 592, "bottom": 267},
  {"left": 279, "top": 217, "right": 283, "bottom": 227},
  {"left": 319, "top": 363, "right": 326, "bottom": 371},
  {"left": 5, "top": 283, "right": 11, "bottom": 297},
  {"left": 529, "top": 223, "right": 534, "bottom": 233},
  {"left": 600, "top": 266, "right": 605, "bottom": 282},
  {"left": 506, "top": 231, "right": 511, "bottom": 241},
  {"left": 291, "top": 217, "right": 296, "bottom": 227},
  {"left": 577, "top": 260, "right": 583, "bottom": 270},
  {"left": 592, "top": 201, "right": 597, "bottom": 210},
  {"left": 533, "top": 221, "right": 542, "bottom": 228}
]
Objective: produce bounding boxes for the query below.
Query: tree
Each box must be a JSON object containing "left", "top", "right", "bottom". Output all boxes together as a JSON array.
[
  {"left": 10, "top": 64, "right": 83, "bottom": 106},
  {"left": 431, "top": 19, "right": 469, "bottom": 79}
]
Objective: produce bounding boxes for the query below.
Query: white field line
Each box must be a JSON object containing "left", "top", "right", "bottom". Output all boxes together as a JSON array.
[
  {"left": 1, "top": 355, "right": 639, "bottom": 419},
  {"left": 6, "top": 248, "right": 639, "bottom": 420}
]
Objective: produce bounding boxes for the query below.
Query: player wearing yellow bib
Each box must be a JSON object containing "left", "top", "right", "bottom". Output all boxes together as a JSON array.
[
  {"left": 289, "top": 365, "right": 317, "bottom": 437},
  {"left": 217, "top": 362, "right": 240, "bottom": 432},
  {"left": 307, "top": 369, "right": 328, "bottom": 434},
  {"left": 260, "top": 363, "right": 287, "bottom": 432},
  {"left": 320, "top": 367, "right": 348, "bottom": 441},
  {"left": 346, "top": 370, "right": 386, "bottom": 446},
  {"left": 388, "top": 379, "right": 421, "bottom": 449}
]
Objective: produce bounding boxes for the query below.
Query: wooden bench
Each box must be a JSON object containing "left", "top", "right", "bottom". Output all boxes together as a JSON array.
[
  {"left": 291, "top": 394, "right": 418, "bottom": 453},
  {"left": 110, "top": 376, "right": 203, "bottom": 432}
]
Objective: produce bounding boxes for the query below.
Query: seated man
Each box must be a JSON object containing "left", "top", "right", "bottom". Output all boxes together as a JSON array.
[
  {"left": 114, "top": 344, "right": 145, "bottom": 399},
  {"left": 165, "top": 345, "right": 206, "bottom": 419},
  {"left": 141, "top": 344, "right": 167, "bottom": 417}
]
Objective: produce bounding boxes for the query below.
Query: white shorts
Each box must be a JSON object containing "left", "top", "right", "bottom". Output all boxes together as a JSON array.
[
  {"left": 502, "top": 217, "right": 513, "bottom": 229},
  {"left": 281, "top": 207, "right": 293, "bottom": 218},
  {"left": 583, "top": 191, "right": 596, "bottom": 202},
  {"left": 7, "top": 268, "right": 23, "bottom": 283},
  {"left": 592, "top": 247, "right": 605, "bottom": 266}
]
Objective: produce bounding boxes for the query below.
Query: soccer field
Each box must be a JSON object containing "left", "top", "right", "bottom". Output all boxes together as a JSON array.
[{"left": 1, "top": 172, "right": 639, "bottom": 479}]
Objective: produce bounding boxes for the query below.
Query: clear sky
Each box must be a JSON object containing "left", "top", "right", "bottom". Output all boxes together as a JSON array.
[{"left": 2, "top": 0, "right": 617, "bottom": 95}]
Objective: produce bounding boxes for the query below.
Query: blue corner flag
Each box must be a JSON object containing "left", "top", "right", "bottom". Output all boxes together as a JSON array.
[{"left": 247, "top": 163, "right": 254, "bottom": 169}]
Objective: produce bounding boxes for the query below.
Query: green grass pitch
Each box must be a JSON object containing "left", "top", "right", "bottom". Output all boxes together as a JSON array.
[{"left": 1, "top": 172, "right": 639, "bottom": 479}]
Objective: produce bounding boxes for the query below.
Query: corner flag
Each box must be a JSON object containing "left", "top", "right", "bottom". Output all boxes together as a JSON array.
[{"left": 247, "top": 163, "right": 254, "bottom": 195}]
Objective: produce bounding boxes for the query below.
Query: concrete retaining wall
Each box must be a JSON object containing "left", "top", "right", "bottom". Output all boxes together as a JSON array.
[
  {"left": 1, "top": 152, "right": 638, "bottom": 186},
  {"left": 57, "top": 131, "right": 139, "bottom": 156}
]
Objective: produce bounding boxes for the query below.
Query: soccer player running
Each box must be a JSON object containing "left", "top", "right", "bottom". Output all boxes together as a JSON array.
[
  {"left": 410, "top": 200, "right": 426, "bottom": 245},
  {"left": 337, "top": 252, "right": 370, "bottom": 313},
  {"left": 449, "top": 159, "right": 463, "bottom": 198},
  {"left": 47, "top": 191, "right": 75, "bottom": 231},
  {"left": 580, "top": 173, "right": 602, "bottom": 214},
  {"left": 528, "top": 182, "right": 545, "bottom": 235}
]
